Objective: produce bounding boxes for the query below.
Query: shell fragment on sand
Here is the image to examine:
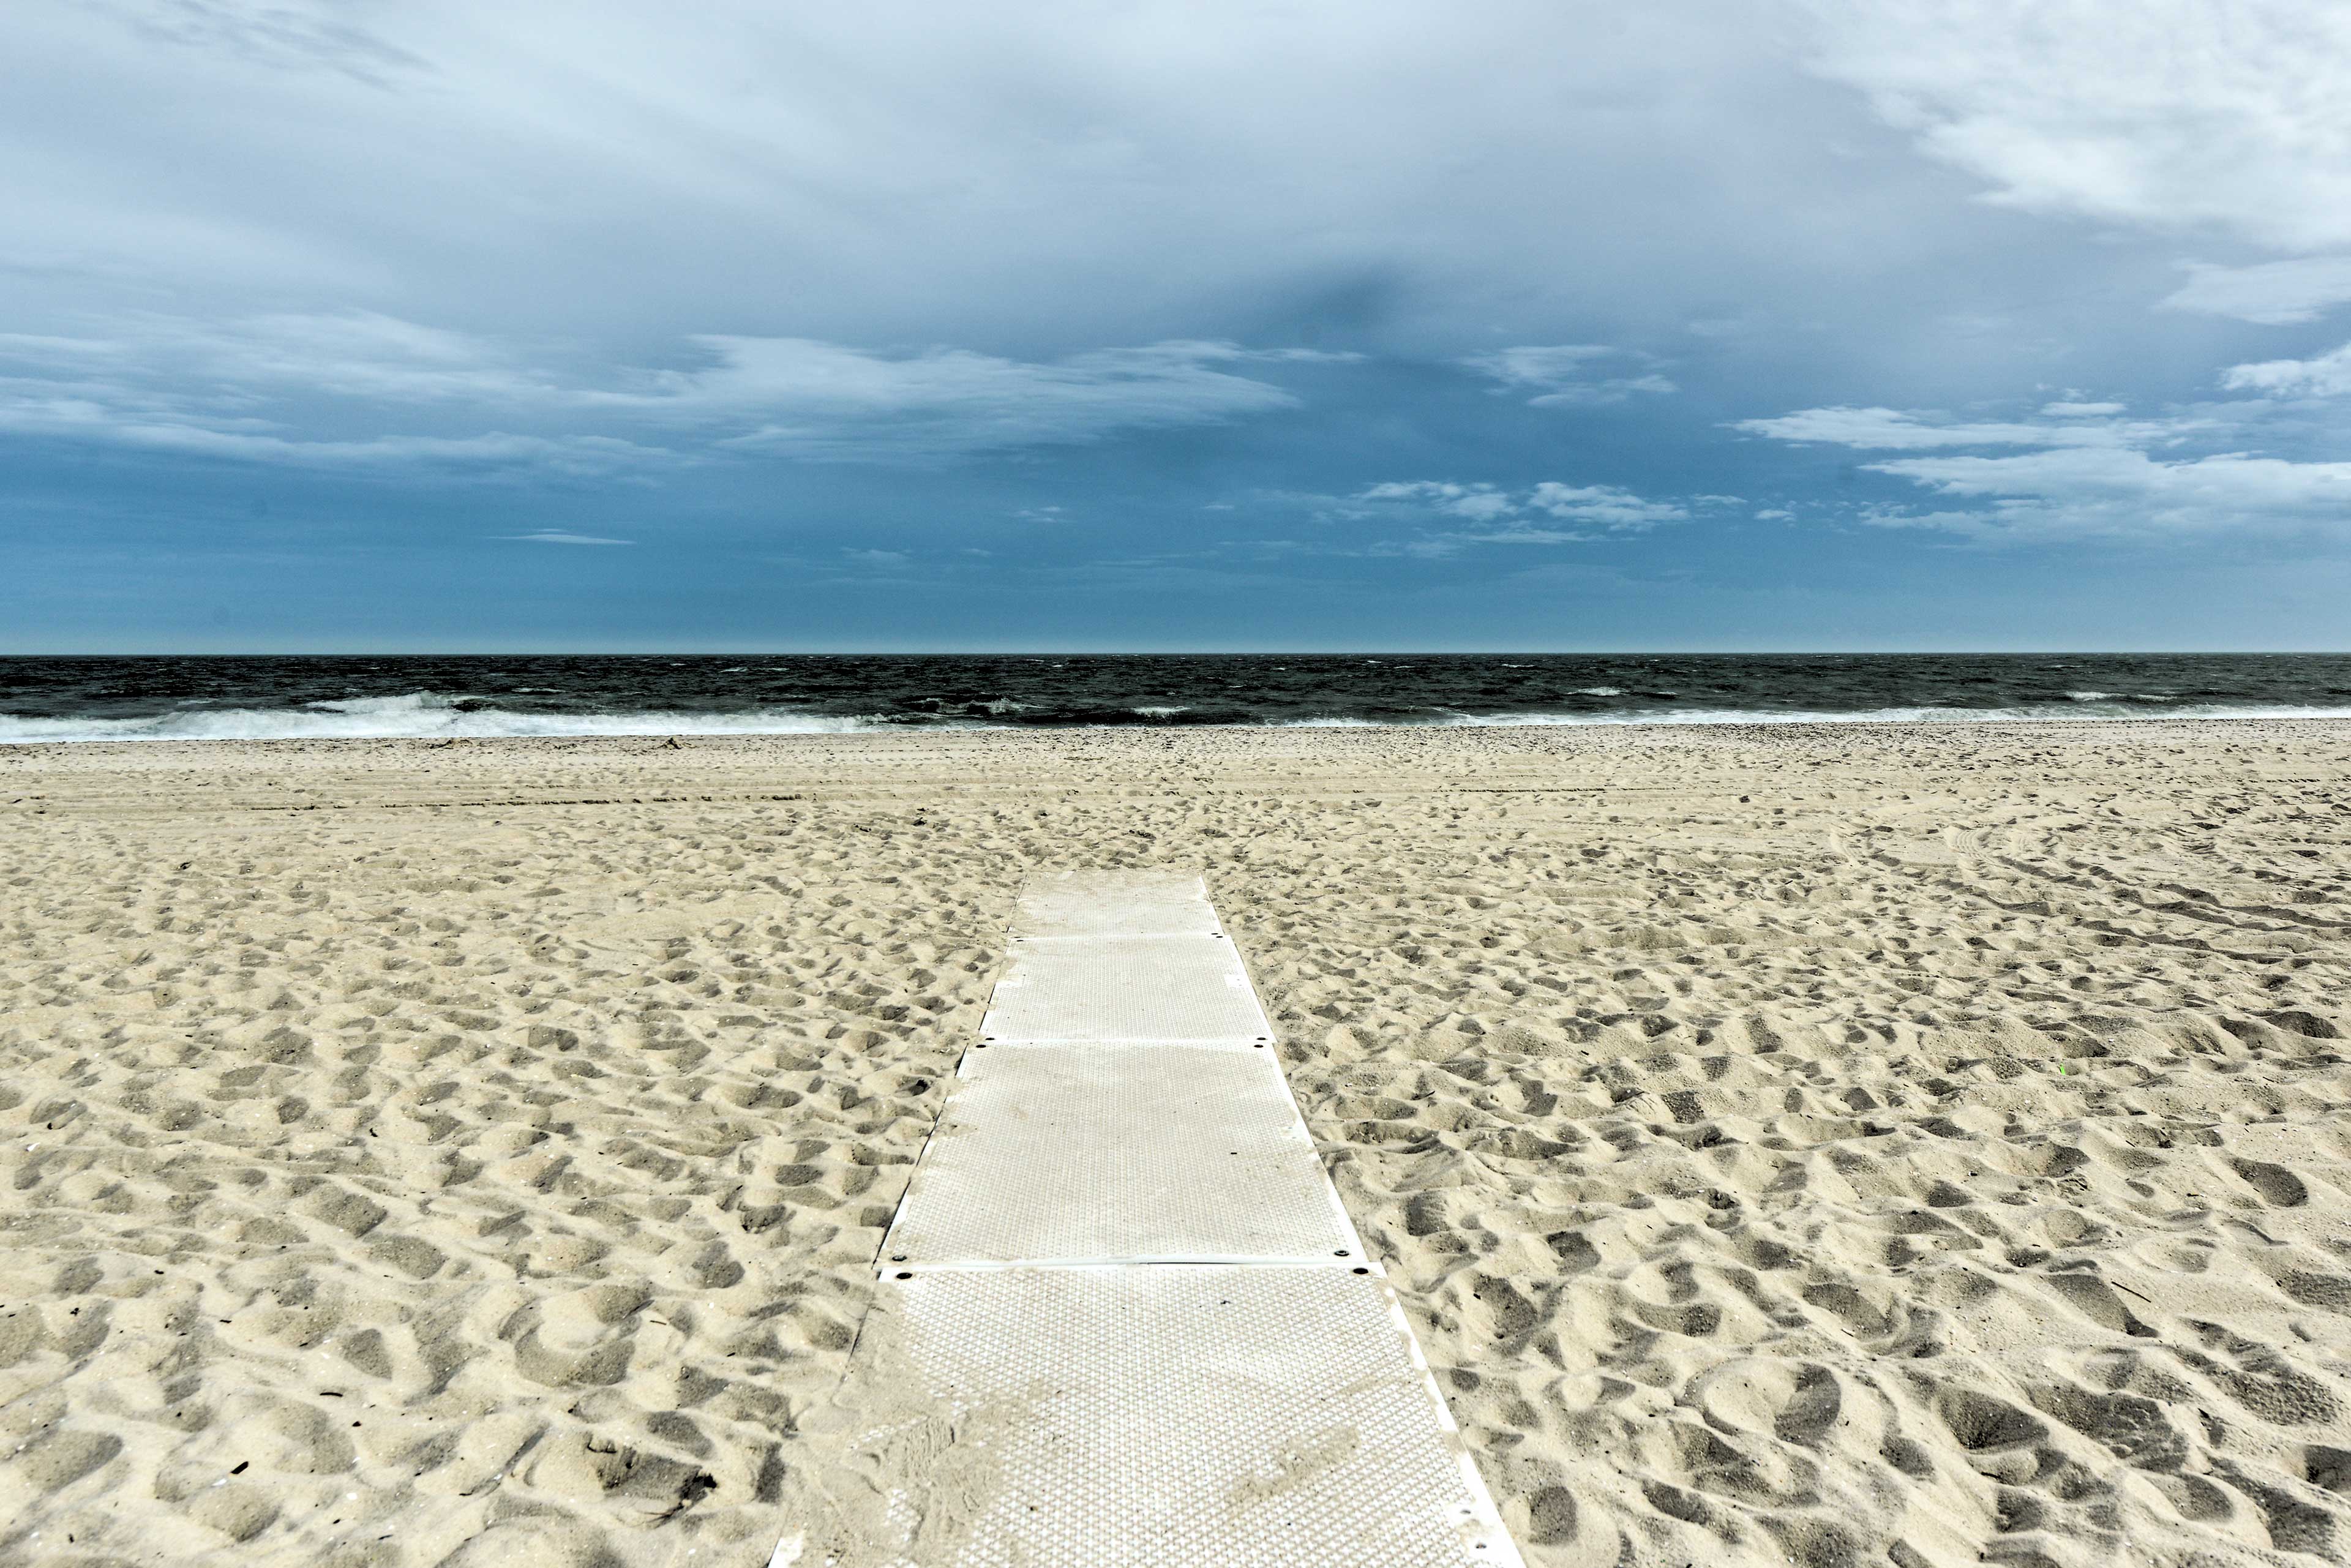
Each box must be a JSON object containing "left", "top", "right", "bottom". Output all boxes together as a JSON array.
[
  {"left": 979, "top": 933, "right": 1272, "bottom": 1044},
  {"left": 878, "top": 1041, "right": 1365, "bottom": 1267}
]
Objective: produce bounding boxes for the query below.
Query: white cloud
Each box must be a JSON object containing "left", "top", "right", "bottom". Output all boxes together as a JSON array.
[
  {"left": 1442, "top": 491, "right": 1517, "bottom": 522},
  {"left": 672, "top": 339, "right": 1302, "bottom": 458},
  {"left": 1461, "top": 344, "right": 1676, "bottom": 407},
  {"left": 1357, "top": 481, "right": 1516, "bottom": 521},
  {"left": 2161, "top": 257, "right": 2351, "bottom": 324},
  {"left": 500, "top": 529, "right": 634, "bottom": 545},
  {"left": 1864, "top": 447, "right": 2351, "bottom": 540},
  {"left": 2221, "top": 340, "right": 2351, "bottom": 400},
  {"left": 0, "top": 312, "right": 551, "bottom": 403},
  {"left": 842, "top": 547, "right": 910, "bottom": 567},
  {"left": 1744, "top": 391, "right": 2351, "bottom": 539},
  {"left": 0, "top": 368, "right": 667, "bottom": 473},
  {"left": 0, "top": 315, "right": 1314, "bottom": 468},
  {"left": 1351, "top": 478, "right": 1696, "bottom": 553},
  {"left": 1732, "top": 404, "right": 2180, "bottom": 449},
  {"left": 1799, "top": 1, "right": 2351, "bottom": 251},
  {"left": 1528, "top": 482, "right": 1689, "bottom": 528},
  {"left": 0, "top": 312, "right": 618, "bottom": 474}
]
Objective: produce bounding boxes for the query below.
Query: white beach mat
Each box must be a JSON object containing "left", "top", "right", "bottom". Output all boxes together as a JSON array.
[
  {"left": 785, "top": 868, "right": 1524, "bottom": 1567},
  {"left": 877, "top": 1041, "right": 1365, "bottom": 1267},
  {"left": 1010, "top": 867, "right": 1224, "bottom": 937},
  {"left": 979, "top": 933, "right": 1272, "bottom": 1044},
  {"left": 808, "top": 1266, "right": 1519, "bottom": 1567}
]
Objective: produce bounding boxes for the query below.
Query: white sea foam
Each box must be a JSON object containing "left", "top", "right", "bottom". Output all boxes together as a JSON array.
[
  {"left": 1573, "top": 686, "right": 1625, "bottom": 696},
  {"left": 7, "top": 691, "right": 2351, "bottom": 744},
  {"left": 0, "top": 691, "right": 909, "bottom": 744}
]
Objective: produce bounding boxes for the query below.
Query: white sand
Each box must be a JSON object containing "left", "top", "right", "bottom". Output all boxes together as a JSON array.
[{"left": 4, "top": 721, "right": 2350, "bottom": 1565}]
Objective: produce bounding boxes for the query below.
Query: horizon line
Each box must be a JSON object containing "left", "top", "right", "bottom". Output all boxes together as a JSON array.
[{"left": 4, "top": 648, "right": 2349, "bottom": 659}]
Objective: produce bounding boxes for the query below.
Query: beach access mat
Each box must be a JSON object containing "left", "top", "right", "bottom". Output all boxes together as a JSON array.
[
  {"left": 877, "top": 1042, "right": 1365, "bottom": 1266},
  {"left": 979, "top": 933, "right": 1272, "bottom": 1043},
  {"left": 843, "top": 1266, "right": 1520, "bottom": 1566},
  {"left": 1010, "top": 867, "right": 1225, "bottom": 937},
  {"left": 797, "top": 869, "right": 1524, "bottom": 1567}
]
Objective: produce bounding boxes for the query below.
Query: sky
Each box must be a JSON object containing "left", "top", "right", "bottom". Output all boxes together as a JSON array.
[{"left": 6, "top": 0, "right": 2351, "bottom": 652}]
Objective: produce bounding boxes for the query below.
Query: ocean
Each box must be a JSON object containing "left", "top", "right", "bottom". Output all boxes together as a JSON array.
[{"left": 4, "top": 653, "right": 2351, "bottom": 743}]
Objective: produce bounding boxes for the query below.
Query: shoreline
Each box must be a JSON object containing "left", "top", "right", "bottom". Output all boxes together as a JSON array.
[
  {"left": 7, "top": 705, "right": 2351, "bottom": 748},
  {"left": 11, "top": 702, "right": 2351, "bottom": 748}
]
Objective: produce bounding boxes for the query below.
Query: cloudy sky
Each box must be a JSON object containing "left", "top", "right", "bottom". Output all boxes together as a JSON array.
[{"left": 7, "top": 0, "right": 2351, "bottom": 651}]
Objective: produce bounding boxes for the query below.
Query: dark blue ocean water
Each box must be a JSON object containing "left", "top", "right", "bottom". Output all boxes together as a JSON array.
[{"left": 4, "top": 653, "right": 2351, "bottom": 742}]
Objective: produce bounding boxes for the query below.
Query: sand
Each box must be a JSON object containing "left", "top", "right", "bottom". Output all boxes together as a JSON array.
[{"left": 3, "top": 719, "right": 2349, "bottom": 1567}]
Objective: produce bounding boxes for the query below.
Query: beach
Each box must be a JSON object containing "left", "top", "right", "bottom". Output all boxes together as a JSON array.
[{"left": 5, "top": 719, "right": 2350, "bottom": 1566}]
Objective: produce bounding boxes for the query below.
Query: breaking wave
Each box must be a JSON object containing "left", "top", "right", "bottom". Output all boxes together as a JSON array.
[
  {"left": 0, "top": 691, "right": 913, "bottom": 744},
  {"left": 8, "top": 655, "right": 2351, "bottom": 743}
]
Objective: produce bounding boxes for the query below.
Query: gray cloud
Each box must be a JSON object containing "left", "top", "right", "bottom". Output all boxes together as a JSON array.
[
  {"left": 9, "top": 1, "right": 2051, "bottom": 364},
  {"left": 104, "top": 0, "right": 429, "bottom": 84}
]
